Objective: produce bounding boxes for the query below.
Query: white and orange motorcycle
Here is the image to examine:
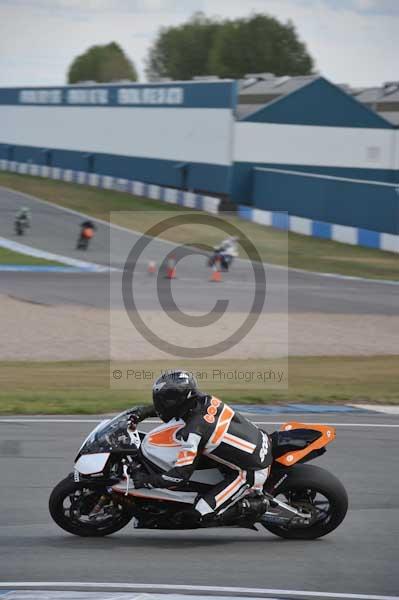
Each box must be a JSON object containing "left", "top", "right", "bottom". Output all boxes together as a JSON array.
[{"left": 49, "top": 409, "right": 348, "bottom": 539}]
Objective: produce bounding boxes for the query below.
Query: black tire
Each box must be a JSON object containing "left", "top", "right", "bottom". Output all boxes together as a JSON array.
[
  {"left": 49, "top": 475, "right": 134, "bottom": 537},
  {"left": 76, "top": 236, "right": 88, "bottom": 250},
  {"left": 263, "top": 464, "right": 348, "bottom": 540}
]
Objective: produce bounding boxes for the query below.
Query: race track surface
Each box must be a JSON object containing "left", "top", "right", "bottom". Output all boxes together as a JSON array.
[
  {"left": 0, "top": 185, "right": 398, "bottom": 315},
  {"left": 0, "top": 413, "right": 398, "bottom": 596}
]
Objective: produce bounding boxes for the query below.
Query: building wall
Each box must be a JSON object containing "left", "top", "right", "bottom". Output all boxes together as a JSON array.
[
  {"left": 232, "top": 121, "right": 398, "bottom": 203},
  {"left": 1, "top": 78, "right": 398, "bottom": 235},
  {"left": 252, "top": 167, "right": 399, "bottom": 235},
  {"left": 0, "top": 81, "right": 236, "bottom": 194},
  {"left": 231, "top": 78, "right": 398, "bottom": 234},
  {"left": 235, "top": 122, "right": 396, "bottom": 170}
]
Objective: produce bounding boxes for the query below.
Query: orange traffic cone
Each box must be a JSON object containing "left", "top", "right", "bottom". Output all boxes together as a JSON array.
[
  {"left": 147, "top": 260, "right": 157, "bottom": 274},
  {"left": 166, "top": 256, "right": 176, "bottom": 279},
  {"left": 209, "top": 258, "right": 222, "bottom": 282}
]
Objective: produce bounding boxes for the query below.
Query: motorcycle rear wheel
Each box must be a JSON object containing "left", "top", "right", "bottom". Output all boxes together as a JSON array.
[
  {"left": 262, "top": 464, "right": 348, "bottom": 540},
  {"left": 49, "top": 475, "right": 134, "bottom": 537}
]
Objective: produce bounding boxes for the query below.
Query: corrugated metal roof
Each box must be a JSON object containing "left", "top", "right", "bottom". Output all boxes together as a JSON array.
[
  {"left": 239, "top": 75, "right": 317, "bottom": 97},
  {"left": 379, "top": 111, "right": 399, "bottom": 125},
  {"left": 378, "top": 89, "right": 399, "bottom": 102},
  {"left": 237, "top": 75, "right": 399, "bottom": 126},
  {"left": 354, "top": 88, "right": 383, "bottom": 103}
]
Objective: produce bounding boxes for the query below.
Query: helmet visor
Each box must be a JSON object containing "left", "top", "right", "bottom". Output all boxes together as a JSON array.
[{"left": 153, "top": 388, "right": 181, "bottom": 422}]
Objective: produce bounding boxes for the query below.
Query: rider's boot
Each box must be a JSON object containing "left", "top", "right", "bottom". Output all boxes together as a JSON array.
[{"left": 174, "top": 507, "right": 202, "bottom": 528}]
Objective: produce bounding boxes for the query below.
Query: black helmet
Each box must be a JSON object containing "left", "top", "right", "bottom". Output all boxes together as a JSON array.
[{"left": 153, "top": 369, "right": 198, "bottom": 422}]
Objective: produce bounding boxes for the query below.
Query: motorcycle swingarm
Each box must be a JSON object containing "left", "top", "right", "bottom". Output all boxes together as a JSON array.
[{"left": 262, "top": 494, "right": 312, "bottom": 524}]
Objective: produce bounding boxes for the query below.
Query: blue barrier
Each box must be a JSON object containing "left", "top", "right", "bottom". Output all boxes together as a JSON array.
[
  {"left": 238, "top": 204, "right": 398, "bottom": 253},
  {"left": 0, "top": 160, "right": 221, "bottom": 214},
  {"left": 252, "top": 166, "right": 399, "bottom": 235}
]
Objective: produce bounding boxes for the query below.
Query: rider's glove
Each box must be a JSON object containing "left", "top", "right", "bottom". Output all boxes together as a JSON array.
[
  {"left": 128, "top": 412, "right": 141, "bottom": 428},
  {"left": 127, "top": 405, "right": 156, "bottom": 427}
]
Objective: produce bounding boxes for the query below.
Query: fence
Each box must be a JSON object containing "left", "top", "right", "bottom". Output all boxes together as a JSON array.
[
  {"left": 238, "top": 206, "right": 398, "bottom": 253},
  {"left": 252, "top": 166, "right": 399, "bottom": 235},
  {"left": 0, "top": 160, "right": 220, "bottom": 214}
]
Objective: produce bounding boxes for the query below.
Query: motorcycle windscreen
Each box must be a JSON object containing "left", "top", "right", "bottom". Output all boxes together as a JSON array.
[{"left": 77, "top": 410, "right": 133, "bottom": 455}]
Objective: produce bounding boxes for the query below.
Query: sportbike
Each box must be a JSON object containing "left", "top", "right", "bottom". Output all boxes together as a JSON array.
[{"left": 49, "top": 410, "right": 348, "bottom": 539}]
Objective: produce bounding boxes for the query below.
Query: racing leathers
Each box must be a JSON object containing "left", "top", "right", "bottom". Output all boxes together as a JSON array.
[
  {"left": 213, "top": 237, "right": 238, "bottom": 271},
  {"left": 129, "top": 396, "right": 272, "bottom": 517}
]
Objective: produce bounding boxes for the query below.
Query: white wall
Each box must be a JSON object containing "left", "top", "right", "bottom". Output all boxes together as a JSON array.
[
  {"left": 0, "top": 105, "right": 233, "bottom": 166},
  {"left": 234, "top": 122, "right": 396, "bottom": 170}
]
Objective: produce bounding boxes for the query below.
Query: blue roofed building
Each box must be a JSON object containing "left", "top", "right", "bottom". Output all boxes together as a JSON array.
[{"left": 233, "top": 75, "right": 398, "bottom": 235}]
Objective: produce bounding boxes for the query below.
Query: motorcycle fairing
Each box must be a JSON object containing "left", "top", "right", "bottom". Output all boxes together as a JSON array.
[
  {"left": 75, "top": 452, "right": 110, "bottom": 475},
  {"left": 75, "top": 416, "right": 226, "bottom": 488},
  {"left": 141, "top": 419, "right": 188, "bottom": 472},
  {"left": 111, "top": 484, "right": 198, "bottom": 504},
  {"left": 276, "top": 422, "right": 336, "bottom": 467}
]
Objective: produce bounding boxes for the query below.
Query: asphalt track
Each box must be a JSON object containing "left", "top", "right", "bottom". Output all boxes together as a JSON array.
[
  {"left": 0, "top": 185, "right": 398, "bottom": 315},
  {"left": 1, "top": 187, "right": 398, "bottom": 598},
  {"left": 0, "top": 413, "right": 398, "bottom": 596}
]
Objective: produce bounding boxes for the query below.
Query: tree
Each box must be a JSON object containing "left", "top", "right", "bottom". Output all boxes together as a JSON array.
[
  {"left": 146, "top": 12, "right": 314, "bottom": 81},
  {"left": 145, "top": 12, "right": 220, "bottom": 81},
  {"left": 209, "top": 15, "right": 314, "bottom": 78},
  {"left": 67, "top": 42, "right": 138, "bottom": 84}
]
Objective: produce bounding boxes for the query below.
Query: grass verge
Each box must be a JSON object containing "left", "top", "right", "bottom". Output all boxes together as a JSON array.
[
  {"left": 0, "top": 356, "right": 398, "bottom": 414},
  {"left": 0, "top": 172, "right": 398, "bottom": 281},
  {"left": 0, "top": 246, "right": 63, "bottom": 266}
]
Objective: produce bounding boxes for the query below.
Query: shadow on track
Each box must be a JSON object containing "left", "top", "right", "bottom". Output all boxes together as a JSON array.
[{"left": 33, "top": 533, "right": 327, "bottom": 550}]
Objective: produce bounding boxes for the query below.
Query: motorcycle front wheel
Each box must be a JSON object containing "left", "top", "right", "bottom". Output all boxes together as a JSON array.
[
  {"left": 49, "top": 475, "right": 134, "bottom": 537},
  {"left": 262, "top": 464, "right": 348, "bottom": 540}
]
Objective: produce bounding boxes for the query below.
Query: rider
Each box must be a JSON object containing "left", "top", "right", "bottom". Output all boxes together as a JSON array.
[
  {"left": 15, "top": 206, "right": 31, "bottom": 225},
  {"left": 214, "top": 236, "right": 239, "bottom": 270},
  {"left": 80, "top": 219, "right": 96, "bottom": 238},
  {"left": 128, "top": 369, "right": 272, "bottom": 524}
]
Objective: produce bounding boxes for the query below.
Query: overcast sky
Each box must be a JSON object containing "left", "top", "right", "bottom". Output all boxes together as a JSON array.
[{"left": 0, "top": 0, "right": 397, "bottom": 88}]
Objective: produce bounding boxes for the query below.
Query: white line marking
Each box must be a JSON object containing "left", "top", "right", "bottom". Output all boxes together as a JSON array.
[
  {"left": 0, "top": 418, "right": 399, "bottom": 428},
  {"left": 0, "top": 582, "right": 397, "bottom": 600},
  {"left": 0, "top": 235, "right": 110, "bottom": 272},
  {"left": 253, "top": 421, "right": 399, "bottom": 428},
  {"left": 348, "top": 404, "right": 399, "bottom": 415},
  {"left": 0, "top": 419, "right": 102, "bottom": 424}
]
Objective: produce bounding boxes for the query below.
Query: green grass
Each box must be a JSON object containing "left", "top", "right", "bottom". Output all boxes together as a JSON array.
[
  {"left": 0, "top": 246, "right": 63, "bottom": 266},
  {"left": 0, "top": 172, "right": 398, "bottom": 281},
  {"left": 0, "top": 356, "right": 398, "bottom": 414}
]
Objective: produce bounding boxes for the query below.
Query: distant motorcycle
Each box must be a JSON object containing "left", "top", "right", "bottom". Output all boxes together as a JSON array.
[
  {"left": 76, "top": 221, "right": 95, "bottom": 250},
  {"left": 49, "top": 411, "right": 348, "bottom": 539},
  {"left": 208, "top": 251, "right": 233, "bottom": 271},
  {"left": 15, "top": 216, "right": 30, "bottom": 236},
  {"left": 208, "top": 237, "right": 239, "bottom": 272}
]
